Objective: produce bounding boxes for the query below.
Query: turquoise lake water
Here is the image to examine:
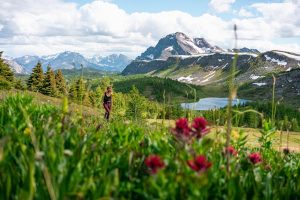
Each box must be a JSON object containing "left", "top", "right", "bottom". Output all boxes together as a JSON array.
[{"left": 181, "top": 97, "right": 249, "bottom": 111}]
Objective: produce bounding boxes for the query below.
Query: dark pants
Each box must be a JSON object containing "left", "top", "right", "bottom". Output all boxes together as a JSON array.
[{"left": 103, "top": 102, "right": 111, "bottom": 120}]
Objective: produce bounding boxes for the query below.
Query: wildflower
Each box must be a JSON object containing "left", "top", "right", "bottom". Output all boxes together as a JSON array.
[
  {"left": 225, "top": 146, "right": 238, "bottom": 156},
  {"left": 173, "top": 118, "right": 191, "bottom": 137},
  {"left": 191, "top": 117, "right": 209, "bottom": 138},
  {"left": 24, "top": 127, "right": 31, "bottom": 135},
  {"left": 187, "top": 155, "right": 212, "bottom": 172},
  {"left": 283, "top": 148, "right": 290, "bottom": 155},
  {"left": 248, "top": 152, "right": 262, "bottom": 164},
  {"left": 145, "top": 155, "right": 165, "bottom": 174}
]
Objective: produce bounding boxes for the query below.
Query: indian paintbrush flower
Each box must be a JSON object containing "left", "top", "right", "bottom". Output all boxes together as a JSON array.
[
  {"left": 187, "top": 155, "right": 212, "bottom": 172},
  {"left": 248, "top": 152, "right": 262, "bottom": 164},
  {"left": 225, "top": 146, "right": 238, "bottom": 156},
  {"left": 191, "top": 117, "right": 209, "bottom": 138},
  {"left": 174, "top": 118, "right": 190, "bottom": 136},
  {"left": 172, "top": 117, "right": 210, "bottom": 142},
  {"left": 145, "top": 155, "right": 165, "bottom": 174}
]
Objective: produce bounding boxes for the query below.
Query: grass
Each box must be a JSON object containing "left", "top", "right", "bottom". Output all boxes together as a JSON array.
[
  {"left": 148, "top": 119, "right": 300, "bottom": 152},
  {"left": 1, "top": 93, "right": 300, "bottom": 199},
  {"left": 0, "top": 89, "right": 101, "bottom": 117}
]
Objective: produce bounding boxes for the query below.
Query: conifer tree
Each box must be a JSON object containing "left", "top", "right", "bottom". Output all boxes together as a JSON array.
[
  {"left": 41, "top": 65, "right": 57, "bottom": 96},
  {"left": 55, "top": 69, "right": 67, "bottom": 96},
  {"left": 27, "top": 62, "right": 44, "bottom": 92},
  {"left": 76, "top": 78, "right": 85, "bottom": 102},
  {"left": 69, "top": 81, "right": 77, "bottom": 100},
  {"left": 0, "top": 52, "right": 14, "bottom": 89},
  {"left": 127, "top": 86, "right": 146, "bottom": 120},
  {"left": 15, "top": 79, "right": 25, "bottom": 90}
]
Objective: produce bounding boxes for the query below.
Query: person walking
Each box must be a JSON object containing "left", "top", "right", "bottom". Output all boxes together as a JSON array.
[{"left": 103, "top": 86, "right": 113, "bottom": 121}]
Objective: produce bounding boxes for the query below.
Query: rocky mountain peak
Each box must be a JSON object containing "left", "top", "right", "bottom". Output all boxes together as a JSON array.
[{"left": 136, "top": 32, "right": 215, "bottom": 61}]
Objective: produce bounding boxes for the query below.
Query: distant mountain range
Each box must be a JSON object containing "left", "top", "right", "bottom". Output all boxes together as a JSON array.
[
  {"left": 122, "top": 32, "right": 300, "bottom": 106},
  {"left": 5, "top": 52, "right": 132, "bottom": 74},
  {"left": 122, "top": 32, "right": 300, "bottom": 85}
]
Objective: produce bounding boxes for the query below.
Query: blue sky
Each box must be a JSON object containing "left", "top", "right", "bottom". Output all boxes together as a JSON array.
[
  {"left": 71, "top": 0, "right": 280, "bottom": 15},
  {"left": 0, "top": 0, "right": 299, "bottom": 57},
  {"left": 70, "top": 0, "right": 283, "bottom": 19}
]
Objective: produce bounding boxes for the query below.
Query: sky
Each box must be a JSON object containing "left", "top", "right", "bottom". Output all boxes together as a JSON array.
[{"left": 0, "top": 0, "right": 299, "bottom": 58}]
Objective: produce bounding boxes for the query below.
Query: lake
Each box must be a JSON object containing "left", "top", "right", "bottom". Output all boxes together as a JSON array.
[{"left": 181, "top": 97, "right": 249, "bottom": 111}]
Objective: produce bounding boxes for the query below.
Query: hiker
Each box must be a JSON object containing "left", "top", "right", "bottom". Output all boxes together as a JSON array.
[{"left": 103, "top": 86, "right": 113, "bottom": 121}]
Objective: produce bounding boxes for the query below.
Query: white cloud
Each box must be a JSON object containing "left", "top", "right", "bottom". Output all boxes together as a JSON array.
[
  {"left": 209, "top": 0, "right": 236, "bottom": 13},
  {"left": 238, "top": 8, "right": 253, "bottom": 17},
  {"left": 0, "top": 0, "right": 300, "bottom": 58}
]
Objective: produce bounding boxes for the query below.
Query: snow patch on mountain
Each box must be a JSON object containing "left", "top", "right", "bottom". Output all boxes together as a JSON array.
[
  {"left": 253, "top": 82, "right": 267, "bottom": 86},
  {"left": 250, "top": 74, "right": 265, "bottom": 80},
  {"left": 272, "top": 51, "right": 300, "bottom": 61},
  {"left": 264, "top": 55, "right": 287, "bottom": 66},
  {"left": 201, "top": 71, "right": 215, "bottom": 83},
  {"left": 177, "top": 75, "right": 194, "bottom": 82},
  {"left": 222, "top": 52, "right": 259, "bottom": 57},
  {"left": 165, "top": 46, "right": 174, "bottom": 51}
]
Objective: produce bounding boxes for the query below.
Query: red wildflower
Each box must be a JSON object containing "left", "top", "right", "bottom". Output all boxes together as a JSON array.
[
  {"left": 225, "top": 146, "right": 238, "bottom": 156},
  {"left": 191, "top": 117, "right": 209, "bottom": 138},
  {"left": 174, "top": 118, "right": 191, "bottom": 137},
  {"left": 248, "top": 152, "right": 262, "bottom": 164},
  {"left": 187, "top": 155, "right": 212, "bottom": 172},
  {"left": 145, "top": 155, "right": 165, "bottom": 174}
]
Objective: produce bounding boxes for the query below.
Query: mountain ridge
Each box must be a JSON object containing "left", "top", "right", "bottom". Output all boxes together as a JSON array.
[{"left": 10, "top": 52, "right": 132, "bottom": 73}]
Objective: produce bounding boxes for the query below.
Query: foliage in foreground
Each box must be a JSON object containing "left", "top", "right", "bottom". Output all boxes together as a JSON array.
[
  {"left": 0, "top": 94, "right": 299, "bottom": 200},
  {"left": 0, "top": 52, "right": 14, "bottom": 90},
  {"left": 201, "top": 101, "right": 300, "bottom": 132}
]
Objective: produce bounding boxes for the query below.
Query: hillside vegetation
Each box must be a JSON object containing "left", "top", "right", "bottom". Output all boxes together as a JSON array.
[
  {"left": 0, "top": 94, "right": 300, "bottom": 199},
  {"left": 1, "top": 51, "right": 300, "bottom": 199},
  {"left": 113, "top": 76, "right": 228, "bottom": 103}
]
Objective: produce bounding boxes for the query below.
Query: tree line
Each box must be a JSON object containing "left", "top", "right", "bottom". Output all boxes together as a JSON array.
[{"left": 27, "top": 62, "right": 67, "bottom": 97}]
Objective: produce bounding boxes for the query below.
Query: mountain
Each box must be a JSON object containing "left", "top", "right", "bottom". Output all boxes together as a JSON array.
[
  {"left": 123, "top": 35, "right": 300, "bottom": 107},
  {"left": 13, "top": 52, "right": 131, "bottom": 73},
  {"left": 136, "top": 32, "right": 223, "bottom": 61},
  {"left": 123, "top": 32, "right": 299, "bottom": 81},
  {"left": 122, "top": 32, "right": 300, "bottom": 97},
  {"left": 88, "top": 54, "right": 132, "bottom": 71},
  {"left": 3, "top": 58, "right": 28, "bottom": 74},
  {"left": 13, "top": 55, "right": 42, "bottom": 71},
  {"left": 233, "top": 47, "right": 260, "bottom": 54},
  {"left": 44, "top": 51, "right": 99, "bottom": 70},
  {"left": 123, "top": 49, "right": 300, "bottom": 85}
]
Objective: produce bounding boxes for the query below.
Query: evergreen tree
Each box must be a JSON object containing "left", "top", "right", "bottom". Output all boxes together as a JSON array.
[
  {"left": 27, "top": 62, "right": 44, "bottom": 92},
  {"left": 0, "top": 52, "right": 14, "bottom": 89},
  {"left": 15, "top": 79, "right": 25, "bottom": 90},
  {"left": 76, "top": 78, "right": 85, "bottom": 102},
  {"left": 41, "top": 65, "right": 57, "bottom": 96},
  {"left": 69, "top": 81, "right": 77, "bottom": 100},
  {"left": 55, "top": 69, "right": 67, "bottom": 96},
  {"left": 127, "top": 86, "right": 146, "bottom": 120}
]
